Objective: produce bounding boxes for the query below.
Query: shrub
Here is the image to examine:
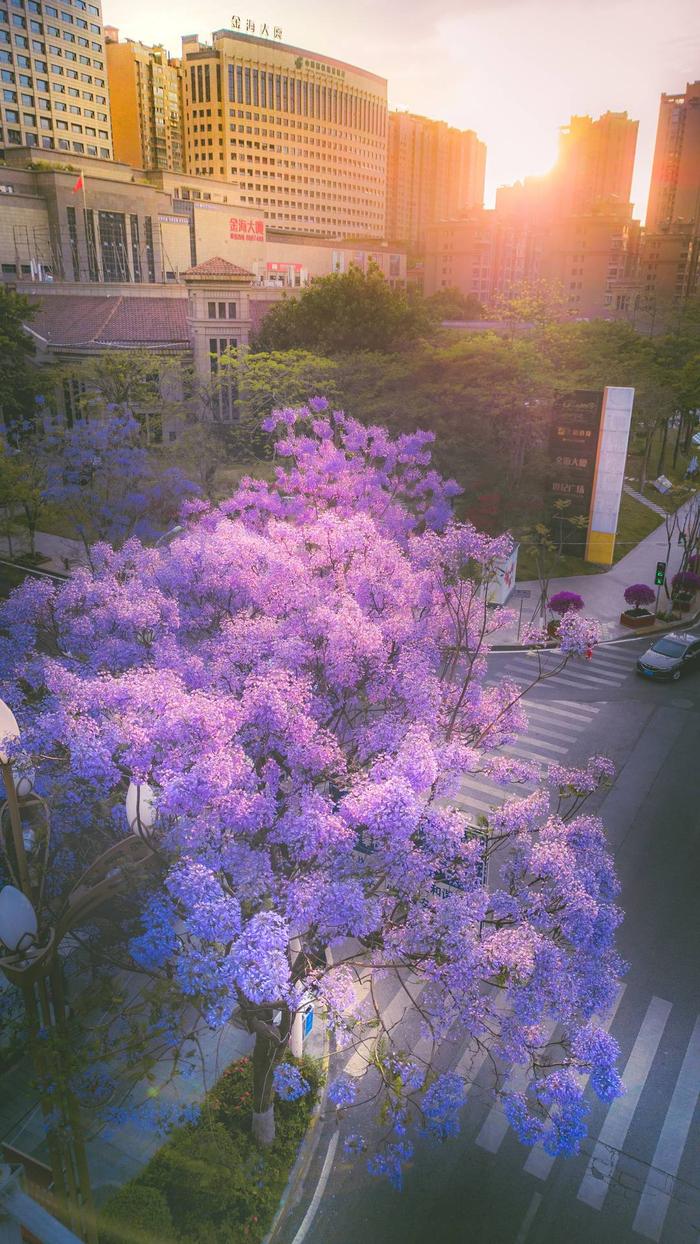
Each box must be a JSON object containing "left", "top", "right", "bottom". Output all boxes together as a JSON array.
[
  {"left": 623, "top": 583, "right": 655, "bottom": 611},
  {"left": 548, "top": 590, "right": 584, "bottom": 616},
  {"left": 99, "top": 1185, "right": 174, "bottom": 1244},
  {"left": 671, "top": 571, "right": 700, "bottom": 596},
  {"left": 98, "top": 1054, "right": 322, "bottom": 1244}
]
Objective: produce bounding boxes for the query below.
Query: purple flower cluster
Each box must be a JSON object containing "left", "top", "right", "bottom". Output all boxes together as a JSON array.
[{"left": 272, "top": 1063, "right": 310, "bottom": 1102}]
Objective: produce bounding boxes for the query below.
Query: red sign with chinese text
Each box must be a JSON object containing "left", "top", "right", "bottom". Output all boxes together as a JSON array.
[{"left": 229, "top": 217, "right": 265, "bottom": 241}]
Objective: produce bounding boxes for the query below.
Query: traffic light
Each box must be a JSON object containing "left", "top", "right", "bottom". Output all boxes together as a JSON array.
[{"left": 655, "top": 561, "right": 666, "bottom": 586}]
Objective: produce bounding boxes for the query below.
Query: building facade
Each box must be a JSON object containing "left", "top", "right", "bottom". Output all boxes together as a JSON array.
[
  {"left": 179, "top": 29, "right": 387, "bottom": 237},
  {"left": 0, "top": 146, "right": 406, "bottom": 285},
  {"left": 105, "top": 29, "right": 183, "bottom": 172},
  {"left": 386, "top": 110, "right": 485, "bottom": 251},
  {"left": 646, "top": 82, "right": 700, "bottom": 233},
  {"left": 0, "top": 0, "right": 112, "bottom": 158},
  {"left": 553, "top": 112, "right": 638, "bottom": 216},
  {"left": 423, "top": 201, "right": 638, "bottom": 321}
]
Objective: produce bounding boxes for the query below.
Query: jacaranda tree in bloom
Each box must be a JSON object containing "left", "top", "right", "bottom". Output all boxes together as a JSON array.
[
  {"left": 0, "top": 404, "right": 624, "bottom": 1183},
  {"left": 42, "top": 407, "right": 199, "bottom": 565}
]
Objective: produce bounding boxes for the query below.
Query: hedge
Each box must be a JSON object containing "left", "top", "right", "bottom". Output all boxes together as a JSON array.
[{"left": 99, "top": 1054, "right": 323, "bottom": 1244}]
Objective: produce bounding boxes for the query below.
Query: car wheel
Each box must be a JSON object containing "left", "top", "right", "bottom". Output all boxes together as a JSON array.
[{"left": 672, "top": 670, "right": 681, "bottom": 681}]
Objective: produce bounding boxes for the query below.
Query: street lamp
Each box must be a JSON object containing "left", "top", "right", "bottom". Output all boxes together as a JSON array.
[{"left": 0, "top": 698, "right": 160, "bottom": 1243}]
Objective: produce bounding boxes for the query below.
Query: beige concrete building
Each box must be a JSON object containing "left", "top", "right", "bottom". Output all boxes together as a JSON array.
[
  {"left": 646, "top": 82, "right": 700, "bottom": 233},
  {"left": 0, "top": 0, "right": 112, "bottom": 158},
  {"left": 386, "top": 110, "right": 485, "bottom": 252},
  {"left": 0, "top": 147, "right": 406, "bottom": 287},
  {"left": 423, "top": 201, "right": 638, "bottom": 321},
  {"left": 105, "top": 29, "right": 184, "bottom": 172},
  {"left": 553, "top": 112, "right": 638, "bottom": 216},
  {"left": 179, "top": 29, "right": 387, "bottom": 237}
]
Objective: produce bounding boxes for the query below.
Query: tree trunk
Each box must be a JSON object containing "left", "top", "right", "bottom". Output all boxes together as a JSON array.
[
  {"left": 640, "top": 428, "right": 655, "bottom": 491},
  {"left": 656, "top": 418, "right": 669, "bottom": 477},
  {"left": 672, "top": 412, "right": 685, "bottom": 470},
  {"left": 252, "top": 1030, "right": 279, "bottom": 1146}
]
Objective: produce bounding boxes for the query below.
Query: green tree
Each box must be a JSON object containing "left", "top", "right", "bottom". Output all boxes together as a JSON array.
[
  {"left": 252, "top": 262, "right": 432, "bottom": 354},
  {"left": 424, "top": 286, "right": 485, "bottom": 322},
  {"left": 0, "top": 285, "right": 40, "bottom": 434}
]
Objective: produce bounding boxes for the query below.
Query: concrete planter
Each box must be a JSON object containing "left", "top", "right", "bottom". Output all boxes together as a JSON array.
[{"left": 620, "top": 610, "right": 654, "bottom": 629}]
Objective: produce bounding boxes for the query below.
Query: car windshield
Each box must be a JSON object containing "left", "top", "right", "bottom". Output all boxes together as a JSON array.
[{"left": 651, "top": 639, "right": 686, "bottom": 658}]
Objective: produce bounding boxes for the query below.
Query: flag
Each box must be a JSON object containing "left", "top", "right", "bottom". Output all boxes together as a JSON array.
[{"left": 72, "top": 173, "right": 84, "bottom": 193}]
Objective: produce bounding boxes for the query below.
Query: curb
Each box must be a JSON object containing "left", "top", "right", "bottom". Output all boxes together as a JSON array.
[
  {"left": 263, "top": 1025, "right": 333, "bottom": 1244},
  {"left": 491, "top": 605, "right": 700, "bottom": 652}
]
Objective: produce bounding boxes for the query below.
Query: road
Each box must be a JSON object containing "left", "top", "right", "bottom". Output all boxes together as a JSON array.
[{"left": 277, "top": 630, "right": 700, "bottom": 1244}]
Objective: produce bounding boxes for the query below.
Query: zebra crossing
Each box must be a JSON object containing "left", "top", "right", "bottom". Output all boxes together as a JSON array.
[
  {"left": 489, "top": 640, "right": 643, "bottom": 698},
  {"left": 338, "top": 967, "right": 700, "bottom": 1241},
  {"left": 465, "top": 989, "right": 700, "bottom": 1243},
  {"left": 446, "top": 642, "right": 643, "bottom": 825},
  {"left": 452, "top": 696, "right": 601, "bottom": 823}
]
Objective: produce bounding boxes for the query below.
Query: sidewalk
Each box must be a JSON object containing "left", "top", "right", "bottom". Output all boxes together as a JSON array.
[
  {"left": 0, "top": 530, "right": 87, "bottom": 575},
  {"left": 496, "top": 497, "right": 698, "bottom": 645}
]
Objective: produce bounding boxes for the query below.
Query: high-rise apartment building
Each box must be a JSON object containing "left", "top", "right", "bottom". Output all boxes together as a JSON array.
[
  {"left": 180, "top": 29, "right": 387, "bottom": 237},
  {"left": 0, "top": 0, "right": 112, "bottom": 158},
  {"left": 646, "top": 82, "right": 700, "bottom": 232},
  {"left": 551, "top": 112, "right": 638, "bottom": 215},
  {"left": 105, "top": 29, "right": 183, "bottom": 172},
  {"left": 386, "top": 110, "right": 485, "bottom": 250}
]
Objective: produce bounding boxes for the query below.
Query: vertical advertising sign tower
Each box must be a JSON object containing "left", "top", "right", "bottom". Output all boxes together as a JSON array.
[{"left": 585, "top": 386, "right": 635, "bottom": 565}]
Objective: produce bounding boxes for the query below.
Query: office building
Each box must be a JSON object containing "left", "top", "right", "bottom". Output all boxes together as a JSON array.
[
  {"left": 0, "top": 146, "right": 406, "bottom": 287},
  {"left": 105, "top": 29, "right": 184, "bottom": 172},
  {"left": 386, "top": 110, "right": 485, "bottom": 251},
  {"left": 0, "top": 0, "right": 112, "bottom": 158},
  {"left": 646, "top": 82, "right": 700, "bottom": 233},
  {"left": 179, "top": 28, "right": 387, "bottom": 237}
]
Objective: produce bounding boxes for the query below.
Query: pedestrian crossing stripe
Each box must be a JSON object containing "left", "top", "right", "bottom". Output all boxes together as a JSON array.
[
  {"left": 577, "top": 995, "right": 672, "bottom": 1212},
  {"left": 632, "top": 1012, "right": 700, "bottom": 1241}
]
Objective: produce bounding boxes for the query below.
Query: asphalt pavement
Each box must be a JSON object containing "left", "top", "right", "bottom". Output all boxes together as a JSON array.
[{"left": 276, "top": 628, "right": 700, "bottom": 1244}]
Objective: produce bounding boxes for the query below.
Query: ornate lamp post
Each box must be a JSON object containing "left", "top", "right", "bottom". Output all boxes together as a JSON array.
[{"left": 0, "top": 698, "right": 159, "bottom": 1243}]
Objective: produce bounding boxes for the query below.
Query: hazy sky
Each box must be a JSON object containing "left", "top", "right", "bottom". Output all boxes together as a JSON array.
[{"left": 105, "top": 0, "right": 700, "bottom": 222}]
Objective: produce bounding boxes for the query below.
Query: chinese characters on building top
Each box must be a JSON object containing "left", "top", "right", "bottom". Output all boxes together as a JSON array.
[{"left": 231, "top": 15, "right": 282, "bottom": 39}]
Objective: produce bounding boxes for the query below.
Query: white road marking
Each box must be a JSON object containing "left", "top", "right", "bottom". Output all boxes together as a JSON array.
[
  {"left": 514, "top": 1192, "right": 543, "bottom": 1244},
  {"left": 344, "top": 975, "right": 426, "bottom": 1077},
  {"left": 577, "top": 996, "right": 672, "bottom": 1212},
  {"left": 290, "top": 1130, "right": 339, "bottom": 1244},
  {"left": 632, "top": 1013, "right": 700, "bottom": 1241},
  {"left": 475, "top": 1021, "right": 558, "bottom": 1153},
  {"left": 524, "top": 984, "right": 627, "bottom": 1181}
]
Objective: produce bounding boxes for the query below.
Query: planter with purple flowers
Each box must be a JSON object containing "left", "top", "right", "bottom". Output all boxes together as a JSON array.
[
  {"left": 671, "top": 571, "right": 700, "bottom": 614},
  {"left": 620, "top": 583, "right": 655, "bottom": 628},
  {"left": 547, "top": 590, "right": 584, "bottom": 637}
]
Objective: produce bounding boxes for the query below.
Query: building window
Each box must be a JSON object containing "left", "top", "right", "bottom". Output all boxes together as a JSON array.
[
  {"left": 98, "top": 210, "right": 129, "bottom": 282},
  {"left": 130, "top": 213, "right": 141, "bottom": 282},
  {"left": 66, "top": 203, "right": 80, "bottom": 279},
  {"left": 144, "top": 215, "right": 155, "bottom": 282},
  {"left": 83, "top": 206, "right": 99, "bottom": 281}
]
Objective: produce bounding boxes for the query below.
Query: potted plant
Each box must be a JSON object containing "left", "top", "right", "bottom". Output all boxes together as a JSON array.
[
  {"left": 547, "top": 590, "right": 584, "bottom": 637},
  {"left": 620, "top": 583, "right": 655, "bottom": 628},
  {"left": 671, "top": 570, "right": 700, "bottom": 613}
]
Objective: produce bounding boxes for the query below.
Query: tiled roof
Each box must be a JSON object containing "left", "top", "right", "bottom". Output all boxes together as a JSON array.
[
  {"left": 26, "top": 295, "right": 189, "bottom": 348},
  {"left": 182, "top": 257, "right": 254, "bottom": 279}
]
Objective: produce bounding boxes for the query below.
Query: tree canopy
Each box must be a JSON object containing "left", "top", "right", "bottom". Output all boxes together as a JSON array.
[
  {"left": 0, "top": 285, "right": 40, "bottom": 433},
  {"left": 252, "top": 263, "right": 432, "bottom": 354},
  {"left": 1, "top": 408, "right": 623, "bottom": 1181}
]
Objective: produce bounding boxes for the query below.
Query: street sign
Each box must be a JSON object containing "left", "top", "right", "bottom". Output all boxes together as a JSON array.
[
  {"left": 431, "top": 818, "right": 488, "bottom": 899},
  {"left": 302, "top": 1003, "right": 314, "bottom": 1040},
  {"left": 655, "top": 561, "right": 666, "bottom": 586},
  {"left": 512, "top": 588, "right": 532, "bottom": 599}
]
